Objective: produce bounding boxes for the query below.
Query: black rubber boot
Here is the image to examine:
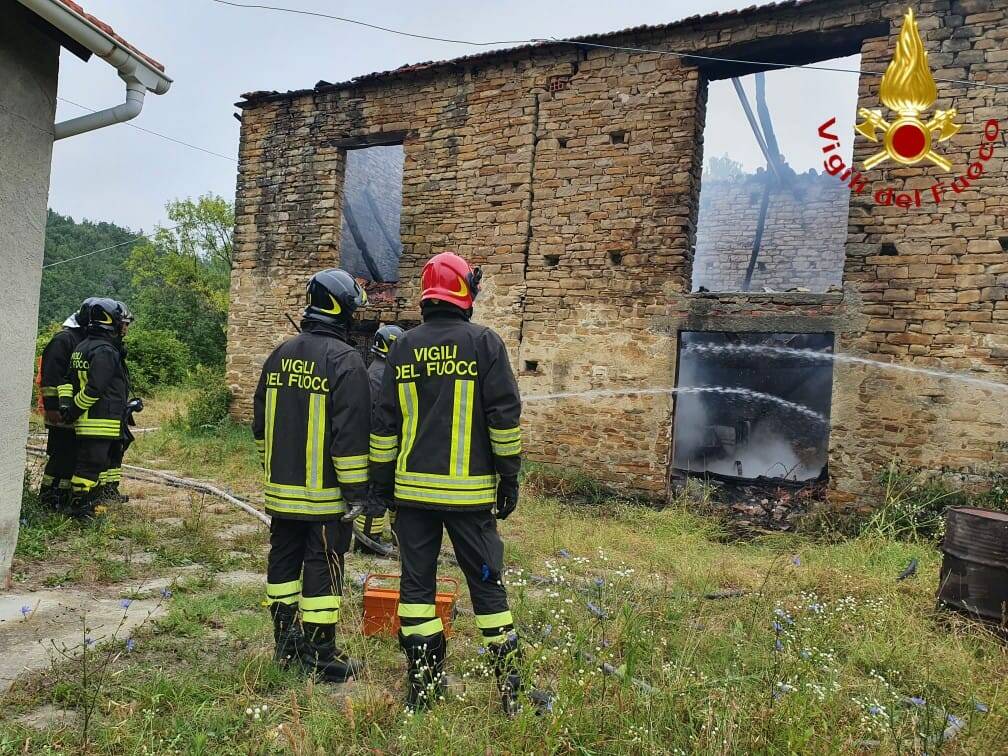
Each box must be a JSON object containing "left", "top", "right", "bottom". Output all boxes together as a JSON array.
[
  {"left": 270, "top": 603, "right": 305, "bottom": 669},
  {"left": 67, "top": 490, "right": 98, "bottom": 520},
  {"left": 39, "top": 482, "right": 59, "bottom": 510},
  {"left": 300, "top": 623, "right": 361, "bottom": 683},
  {"left": 399, "top": 631, "right": 447, "bottom": 712},
  {"left": 489, "top": 634, "right": 552, "bottom": 717},
  {"left": 107, "top": 483, "right": 129, "bottom": 504}
]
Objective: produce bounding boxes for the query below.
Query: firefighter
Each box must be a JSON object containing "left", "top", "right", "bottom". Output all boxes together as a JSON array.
[
  {"left": 38, "top": 298, "right": 96, "bottom": 509},
  {"left": 60, "top": 299, "right": 130, "bottom": 518},
  {"left": 95, "top": 301, "right": 135, "bottom": 504},
  {"left": 353, "top": 323, "right": 405, "bottom": 555},
  {"left": 252, "top": 268, "right": 376, "bottom": 683},
  {"left": 370, "top": 251, "right": 545, "bottom": 714}
]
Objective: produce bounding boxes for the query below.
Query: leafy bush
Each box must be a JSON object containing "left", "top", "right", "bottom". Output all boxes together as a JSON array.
[
  {"left": 178, "top": 367, "right": 231, "bottom": 433},
  {"left": 861, "top": 460, "right": 1008, "bottom": 541},
  {"left": 126, "top": 327, "right": 191, "bottom": 394}
]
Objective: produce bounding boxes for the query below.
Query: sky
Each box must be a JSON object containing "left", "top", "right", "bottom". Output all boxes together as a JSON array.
[{"left": 48, "top": 0, "right": 863, "bottom": 233}]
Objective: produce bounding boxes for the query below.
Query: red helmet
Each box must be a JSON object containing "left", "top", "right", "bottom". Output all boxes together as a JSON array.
[{"left": 420, "top": 252, "right": 482, "bottom": 310}]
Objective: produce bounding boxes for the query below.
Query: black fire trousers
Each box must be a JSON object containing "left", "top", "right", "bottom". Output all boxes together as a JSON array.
[
  {"left": 395, "top": 507, "right": 515, "bottom": 645},
  {"left": 266, "top": 518, "right": 352, "bottom": 627},
  {"left": 43, "top": 426, "right": 77, "bottom": 489},
  {"left": 70, "top": 439, "right": 114, "bottom": 493}
]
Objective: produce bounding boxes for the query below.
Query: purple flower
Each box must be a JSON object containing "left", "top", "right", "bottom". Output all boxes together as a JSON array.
[
  {"left": 975, "top": 701, "right": 989, "bottom": 714},
  {"left": 125, "top": 638, "right": 135, "bottom": 652},
  {"left": 594, "top": 577, "right": 604, "bottom": 588},
  {"left": 791, "top": 555, "right": 801, "bottom": 566},
  {"left": 906, "top": 696, "right": 926, "bottom": 708},
  {"left": 587, "top": 602, "right": 606, "bottom": 619},
  {"left": 557, "top": 549, "right": 571, "bottom": 559},
  {"left": 476, "top": 646, "right": 486, "bottom": 656},
  {"left": 119, "top": 598, "right": 132, "bottom": 610},
  {"left": 159, "top": 588, "right": 172, "bottom": 599},
  {"left": 947, "top": 714, "right": 964, "bottom": 727},
  {"left": 85, "top": 636, "right": 95, "bottom": 647},
  {"left": 869, "top": 705, "right": 883, "bottom": 716},
  {"left": 20, "top": 605, "right": 30, "bottom": 618},
  {"left": 772, "top": 621, "right": 784, "bottom": 633},
  {"left": 774, "top": 638, "right": 784, "bottom": 653}
]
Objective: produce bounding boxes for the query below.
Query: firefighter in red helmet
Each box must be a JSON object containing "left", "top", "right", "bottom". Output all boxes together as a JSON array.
[{"left": 370, "top": 251, "right": 548, "bottom": 714}]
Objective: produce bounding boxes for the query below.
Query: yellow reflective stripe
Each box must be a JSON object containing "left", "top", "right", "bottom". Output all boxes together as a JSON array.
[
  {"left": 70, "top": 475, "right": 98, "bottom": 491},
  {"left": 397, "top": 382, "right": 419, "bottom": 473},
  {"left": 74, "top": 391, "right": 98, "bottom": 410},
  {"left": 301, "top": 595, "right": 341, "bottom": 611},
  {"left": 483, "top": 631, "right": 511, "bottom": 643},
  {"left": 255, "top": 439, "right": 265, "bottom": 449},
  {"left": 450, "top": 379, "right": 475, "bottom": 478},
  {"left": 370, "top": 448, "right": 397, "bottom": 463},
  {"left": 306, "top": 393, "right": 325, "bottom": 490},
  {"left": 266, "top": 579, "right": 302, "bottom": 602},
  {"left": 399, "top": 617, "right": 444, "bottom": 636},
  {"left": 264, "top": 388, "right": 277, "bottom": 479},
  {"left": 395, "top": 470, "right": 496, "bottom": 489},
  {"left": 475, "top": 610, "right": 514, "bottom": 629},
  {"left": 264, "top": 496, "right": 347, "bottom": 516},
  {"left": 394, "top": 484, "right": 496, "bottom": 506},
  {"left": 302, "top": 610, "right": 339, "bottom": 624},
  {"left": 397, "top": 603, "right": 436, "bottom": 619},
  {"left": 57, "top": 383, "right": 74, "bottom": 397},
  {"left": 265, "top": 483, "right": 342, "bottom": 501},
  {"left": 369, "top": 434, "right": 397, "bottom": 449},
  {"left": 334, "top": 454, "right": 368, "bottom": 469},
  {"left": 491, "top": 439, "right": 522, "bottom": 456},
  {"left": 488, "top": 426, "right": 521, "bottom": 442},
  {"left": 336, "top": 466, "right": 368, "bottom": 485},
  {"left": 40, "top": 387, "right": 59, "bottom": 397}
]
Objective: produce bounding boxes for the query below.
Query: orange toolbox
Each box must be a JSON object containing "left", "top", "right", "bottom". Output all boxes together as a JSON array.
[{"left": 362, "top": 573, "right": 460, "bottom": 637}]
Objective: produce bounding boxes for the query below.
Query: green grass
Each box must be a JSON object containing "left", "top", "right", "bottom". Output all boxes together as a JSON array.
[{"left": 7, "top": 397, "right": 1008, "bottom": 753}]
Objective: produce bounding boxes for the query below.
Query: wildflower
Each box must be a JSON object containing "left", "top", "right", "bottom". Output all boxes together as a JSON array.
[
  {"left": 245, "top": 708, "right": 253, "bottom": 715},
  {"left": 119, "top": 598, "right": 132, "bottom": 610},
  {"left": 541, "top": 624, "right": 553, "bottom": 637},
  {"left": 906, "top": 696, "right": 926, "bottom": 708},
  {"left": 125, "top": 638, "right": 135, "bottom": 653},
  {"left": 773, "top": 607, "right": 793, "bottom": 625},
  {"left": 20, "top": 605, "right": 30, "bottom": 618},
  {"left": 774, "top": 638, "right": 784, "bottom": 653},
  {"left": 799, "top": 649, "right": 812, "bottom": 660},
  {"left": 868, "top": 705, "right": 884, "bottom": 716},
  {"left": 160, "top": 588, "right": 172, "bottom": 599},
  {"left": 587, "top": 602, "right": 606, "bottom": 619},
  {"left": 947, "top": 713, "right": 964, "bottom": 727},
  {"left": 975, "top": 701, "right": 989, "bottom": 714},
  {"left": 594, "top": 577, "right": 604, "bottom": 588},
  {"left": 558, "top": 549, "right": 571, "bottom": 559},
  {"left": 476, "top": 646, "right": 486, "bottom": 656},
  {"left": 791, "top": 555, "right": 801, "bottom": 566},
  {"left": 85, "top": 636, "right": 95, "bottom": 647},
  {"left": 772, "top": 621, "right": 784, "bottom": 634}
]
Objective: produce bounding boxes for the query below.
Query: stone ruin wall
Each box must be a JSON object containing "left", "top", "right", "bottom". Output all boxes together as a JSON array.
[
  {"left": 692, "top": 172, "right": 850, "bottom": 293},
  {"left": 228, "top": 0, "right": 1008, "bottom": 506}
]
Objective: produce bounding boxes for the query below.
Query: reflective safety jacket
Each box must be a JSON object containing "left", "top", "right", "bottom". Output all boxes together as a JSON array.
[
  {"left": 367, "top": 358, "right": 386, "bottom": 415},
  {"left": 370, "top": 309, "right": 522, "bottom": 511},
  {"left": 63, "top": 334, "right": 129, "bottom": 439},
  {"left": 252, "top": 321, "right": 370, "bottom": 521},
  {"left": 39, "top": 327, "right": 85, "bottom": 423}
]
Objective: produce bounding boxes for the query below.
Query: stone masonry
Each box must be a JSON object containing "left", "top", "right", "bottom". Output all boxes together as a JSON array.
[
  {"left": 693, "top": 170, "right": 850, "bottom": 293},
  {"left": 228, "top": 0, "right": 1008, "bottom": 506}
]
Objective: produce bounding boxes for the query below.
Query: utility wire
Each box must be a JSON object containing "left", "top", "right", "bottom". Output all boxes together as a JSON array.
[
  {"left": 210, "top": 0, "right": 1008, "bottom": 92},
  {"left": 57, "top": 96, "right": 237, "bottom": 162},
  {"left": 209, "top": 0, "right": 531, "bottom": 46},
  {"left": 42, "top": 226, "right": 178, "bottom": 269}
]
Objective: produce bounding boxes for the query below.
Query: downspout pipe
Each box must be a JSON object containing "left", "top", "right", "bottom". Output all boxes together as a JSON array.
[
  {"left": 54, "top": 77, "right": 146, "bottom": 140},
  {"left": 17, "top": 0, "right": 171, "bottom": 139}
]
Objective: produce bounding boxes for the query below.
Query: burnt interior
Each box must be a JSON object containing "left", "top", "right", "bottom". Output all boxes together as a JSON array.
[{"left": 672, "top": 331, "right": 834, "bottom": 482}]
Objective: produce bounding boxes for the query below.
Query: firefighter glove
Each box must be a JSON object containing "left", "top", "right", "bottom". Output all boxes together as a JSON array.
[
  {"left": 495, "top": 476, "right": 519, "bottom": 520},
  {"left": 342, "top": 499, "right": 365, "bottom": 522},
  {"left": 125, "top": 397, "right": 144, "bottom": 426},
  {"left": 362, "top": 494, "right": 387, "bottom": 519}
]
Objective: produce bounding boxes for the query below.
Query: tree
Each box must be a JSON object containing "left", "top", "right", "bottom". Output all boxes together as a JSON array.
[
  {"left": 38, "top": 211, "right": 137, "bottom": 328},
  {"left": 126, "top": 195, "right": 233, "bottom": 368},
  {"left": 704, "top": 153, "right": 745, "bottom": 180}
]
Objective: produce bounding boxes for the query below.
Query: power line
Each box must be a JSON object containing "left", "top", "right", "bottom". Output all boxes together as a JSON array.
[
  {"left": 210, "top": 0, "right": 530, "bottom": 46},
  {"left": 42, "top": 227, "right": 178, "bottom": 269},
  {"left": 56, "top": 97, "right": 237, "bottom": 162},
  {"left": 210, "top": 0, "right": 1008, "bottom": 92}
]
